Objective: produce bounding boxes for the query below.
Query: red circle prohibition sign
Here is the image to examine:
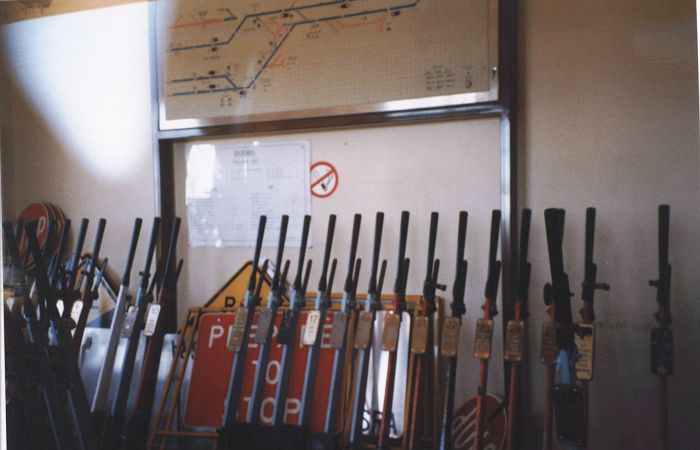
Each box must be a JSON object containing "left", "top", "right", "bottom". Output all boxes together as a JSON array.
[{"left": 310, "top": 161, "right": 339, "bottom": 198}]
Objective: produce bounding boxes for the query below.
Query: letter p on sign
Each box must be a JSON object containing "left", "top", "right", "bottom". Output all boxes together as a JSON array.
[{"left": 209, "top": 324, "right": 225, "bottom": 348}]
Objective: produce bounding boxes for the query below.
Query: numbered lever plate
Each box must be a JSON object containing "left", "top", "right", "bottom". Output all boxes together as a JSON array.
[
  {"left": 329, "top": 311, "right": 348, "bottom": 349},
  {"left": 354, "top": 311, "right": 374, "bottom": 350},
  {"left": 473, "top": 318, "right": 494, "bottom": 360},
  {"left": 411, "top": 316, "right": 429, "bottom": 355},
  {"left": 382, "top": 313, "right": 401, "bottom": 351},
  {"left": 143, "top": 304, "right": 161, "bottom": 337},
  {"left": 505, "top": 320, "right": 525, "bottom": 362},
  {"left": 256, "top": 309, "right": 274, "bottom": 344},
  {"left": 227, "top": 308, "right": 248, "bottom": 352},
  {"left": 303, "top": 310, "right": 322, "bottom": 346},
  {"left": 441, "top": 317, "right": 461, "bottom": 357},
  {"left": 121, "top": 305, "right": 138, "bottom": 337}
]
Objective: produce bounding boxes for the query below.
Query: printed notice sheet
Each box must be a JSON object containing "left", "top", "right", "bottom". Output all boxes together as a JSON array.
[{"left": 186, "top": 140, "right": 310, "bottom": 247}]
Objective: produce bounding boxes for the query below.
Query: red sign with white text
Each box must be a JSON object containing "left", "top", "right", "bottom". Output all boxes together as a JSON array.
[{"left": 185, "top": 310, "right": 336, "bottom": 431}]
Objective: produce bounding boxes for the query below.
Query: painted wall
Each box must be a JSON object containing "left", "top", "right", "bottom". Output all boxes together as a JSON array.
[
  {"left": 0, "top": 0, "right": 698, "bottom": 449},
  {"left": 0, "top": 2, "right": 156, "bottom": 276},
  {"left": 0, "top": 92, "right": 6, "bottom": 449},
  {"left": 519, "top": 1, "right": 699, "bottom": 448}
]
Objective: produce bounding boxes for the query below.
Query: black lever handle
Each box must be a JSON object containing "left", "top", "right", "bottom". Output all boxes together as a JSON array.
[
  {"left": 317, "top": 215, "right": 337, "bottom": 293},
  {"left": 122, "top": 218, "right": 143, "bottom": 287},
  {"left": 249, "top": 216, "right": 267, "bottom": 293}
]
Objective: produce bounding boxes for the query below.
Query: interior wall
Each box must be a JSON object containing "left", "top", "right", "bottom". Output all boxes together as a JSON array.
[
  {"left": 519, "top": 0, "right": 699, "bottom": 448},
  {"left": 0, "top": 86, "right": 6, "bottom": 450},
  {"left": 0, "top": 43, "right": 14, "bottom": 221},
  {"left": 0, "top": 1, "right": 697, "bottom": 449},
  {"left": 0, "top": 2, "right": 156, "bottom": 277}
]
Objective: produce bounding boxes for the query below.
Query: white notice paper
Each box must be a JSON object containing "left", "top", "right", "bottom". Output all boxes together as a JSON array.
[{"left": 186, "top": 140, "right": 311, "bottom": 247}]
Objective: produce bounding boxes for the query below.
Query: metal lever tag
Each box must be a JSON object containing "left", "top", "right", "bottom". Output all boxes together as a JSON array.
[
  {"left": 228, "top": 308, "right": 248, "bottom": 352},
  {"left": 473, "top": 318, "right": 494, "bottom": 360},
  {"left": 256, "top": 309, "right": 274, "bottom": 344},
  {"left": 651, "top": 327, "right": 673, "bottom": 375},
  {"left": 504, "top": 320, "right": 525, "bottom": 362},
  {"left": 411, "top": 316, "right": 429, "bottom": 354},
  {"left": 575, "top": 323, "right": 595, "bottom": 380},
  {"left": 354, "top": 311, "right": 373, "bottom": 350},
  {"left": 121, "top": 306, "right": 138, "bottom": 337},
  {"left": 539, "top": 322, "right": 558, "bottom": 365},
  {"left": 441, "top": 317, "right": 461, "bottom": 357},
  {"left": 382, "top": 313, "right": 401, "bottom": 351},
  {"left": 329, "top": 311, "right": 348, "bottom": 349},
  {"left": 303, "top": 310, "right": 322, "bottom": 346},
  {"left": 143, "top": 304, "right": 161, "bottom": 337}
]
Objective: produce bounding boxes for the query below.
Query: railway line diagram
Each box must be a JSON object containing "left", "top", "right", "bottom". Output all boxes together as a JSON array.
[{"left": 157, "top": 0, "right": 494, "bottom": 125}]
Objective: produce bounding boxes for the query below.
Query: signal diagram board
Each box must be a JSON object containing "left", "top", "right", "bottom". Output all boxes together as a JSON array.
[{"left": 156, "top": 0, "right": 498, "bottom": 129}]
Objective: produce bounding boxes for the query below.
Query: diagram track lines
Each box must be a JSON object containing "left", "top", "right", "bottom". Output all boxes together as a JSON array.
[
  {"left": 168, "top": 0, "right": 421, "bottom": 96},
  {"left": 169, "top": 17, "right": 225, "bottom": 29},
  {"left": 262, "top": 18, "right": 288, "bottom": 39},
  {"left": 336, "top": 11, "right": 388, "bottom": 30},
  {"left": 268, "top": 54, "right": 286, "bottom": 69}
]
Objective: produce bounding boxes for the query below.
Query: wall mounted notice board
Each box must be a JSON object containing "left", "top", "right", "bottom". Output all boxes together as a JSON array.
[{"left": 155, "top": 0, "right": 499, "bottom": 130}]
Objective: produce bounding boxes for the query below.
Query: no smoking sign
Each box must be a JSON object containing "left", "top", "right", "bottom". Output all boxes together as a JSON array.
[{"left": 310, "top": 161, "right": 338, "bottom": 198}]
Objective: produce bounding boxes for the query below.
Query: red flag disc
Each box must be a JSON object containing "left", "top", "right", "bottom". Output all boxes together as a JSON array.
[{"left": 452, "top": 394, "right": 507, "bottom": 450}]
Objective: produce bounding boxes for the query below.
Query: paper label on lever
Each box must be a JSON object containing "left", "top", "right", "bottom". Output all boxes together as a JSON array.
[
  {"left": 143, "top": 304, "right": 161, "bottom": 337},
  {"left": 382, "top": 313, "right": 401, "bottom": 351},
  {"left": 302, "top": 310, "right": 322, "bottom": 346},
  {"left": 411, "top": 316, "right": 429, "bottom": 354},
  {"left": 441, "top": 317, "right": 461, "bottom": 357},
  {"left": 227, "top": 308, "right": 248, "bottom": 352},
  {"left": 473, "top": 318, "right": 494, "bottom": 360},
  {"left": 575, "top": 323, "right": 595, "bottom": 380},
  {"left": 354, "top": 311, "right": 373, "bottom": 350},
  {"left": 504, "top": 320, "right": 525, "bottom": 362}
]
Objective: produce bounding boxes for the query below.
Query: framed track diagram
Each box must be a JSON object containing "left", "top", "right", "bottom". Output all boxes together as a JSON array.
[{"left": 156, "top": 0, "right": 499, "bottom": 130}]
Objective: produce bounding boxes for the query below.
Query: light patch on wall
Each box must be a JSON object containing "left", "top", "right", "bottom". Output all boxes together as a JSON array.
[
  {"left": 0, "top": 2, "right": 151, "bottom": 181},
  {"left": 0, "top": 0, "right": 145, "bottom": 26},
  {"left": 186, "top": 144, "right": 218, "bottom": 200}
]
